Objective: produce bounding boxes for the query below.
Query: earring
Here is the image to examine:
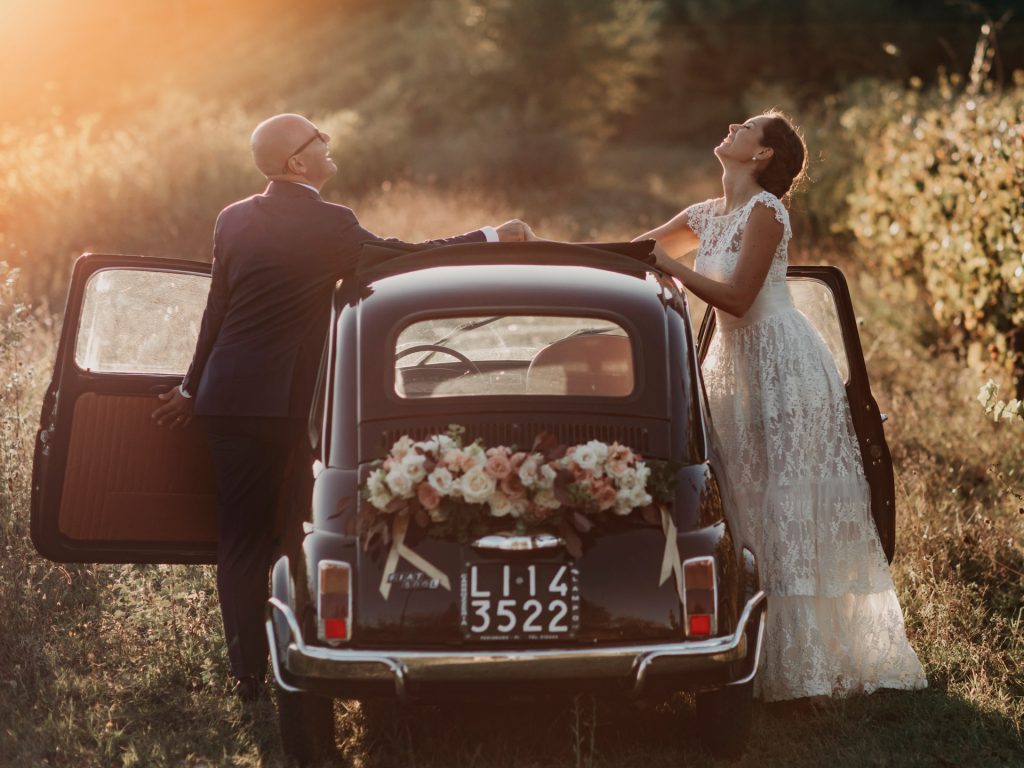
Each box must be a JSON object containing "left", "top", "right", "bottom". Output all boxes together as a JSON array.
[{"left": 751, "top": 155, "right": 758, "bottom": 161}]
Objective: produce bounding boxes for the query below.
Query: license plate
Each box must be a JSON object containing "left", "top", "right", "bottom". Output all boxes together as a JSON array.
[{"left": 460, "top": 562, "right": 580, "bottom": 640}]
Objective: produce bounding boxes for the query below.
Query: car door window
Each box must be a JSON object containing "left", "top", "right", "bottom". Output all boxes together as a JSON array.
[
  {"left": 697, "top": 278, "right": 849, "bottom": 384},
  {"left": 787, "top": 278, "right": 849, "bottom": 383},
  {"left": 33, "top": 255, "right": 220, "bottom": 564},
  {"left": 74, "top": 268, "right": 209, "bottom": 374}
]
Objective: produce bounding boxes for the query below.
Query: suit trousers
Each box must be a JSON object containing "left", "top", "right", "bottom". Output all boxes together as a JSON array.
[{"left": 202, "top": 414, "right": 299, "bottom": 680}]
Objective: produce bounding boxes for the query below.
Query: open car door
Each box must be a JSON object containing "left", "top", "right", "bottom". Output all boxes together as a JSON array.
[
  {"left": 31, "top": 254, "right": 218, "bottom": 563},
  {"left": 696, "top": 266, "right": 896, "bottom": 562}
]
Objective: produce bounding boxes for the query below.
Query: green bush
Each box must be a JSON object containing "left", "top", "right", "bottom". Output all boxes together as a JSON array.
[
  {"left": 842, "top": 69, "right": 1024, "bottom": 392},
  {"left": 807, "top": 26, "right": 1024, "bottom": 394}
]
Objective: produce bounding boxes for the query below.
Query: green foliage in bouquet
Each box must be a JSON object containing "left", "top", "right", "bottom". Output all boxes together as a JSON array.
[{"left": 840, "top": 28, "right": 1024, "bottom": 394}]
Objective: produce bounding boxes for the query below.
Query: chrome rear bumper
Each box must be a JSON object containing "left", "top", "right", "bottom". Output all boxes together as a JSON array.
[{"left": 266, "top": 591, "right": 766, "bottom": 699}]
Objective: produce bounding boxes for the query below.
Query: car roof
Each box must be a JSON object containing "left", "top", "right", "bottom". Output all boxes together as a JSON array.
[
  {"left": 340, "top": 240, "right": 667, "bottom": 318},
  {"left": 355, "top": 239, "right": 656, "bottom": 281}
]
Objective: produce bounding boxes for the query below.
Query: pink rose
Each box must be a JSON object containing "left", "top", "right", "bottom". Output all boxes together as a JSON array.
[
  {"left": 457, "top": 445, "right": 485, "bottom": 473},
  {"left": 593, "top": 479, "right": 617, "bottom": 511},
  {"left": 608, "top": 442, "right": 634, "bottom": 462},
  {"left": 484, "top": 449, "right": 512, "bottom": 480},
  {"left": 439, "top": 448, "right": 463, "bottom": 470},
  {"left": 510, "top": 451, "right": 528, "bottom": 471},
  {"left": 417, "top": 481, "right": 441, "bottom": 511},
  {"left": 605, "top": 443, "right": 635, "bottom": 479}
]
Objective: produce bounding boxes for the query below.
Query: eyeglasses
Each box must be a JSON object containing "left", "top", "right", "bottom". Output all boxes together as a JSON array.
[{"left": 282, "top": 130, "right": 329, "bottom": 174}]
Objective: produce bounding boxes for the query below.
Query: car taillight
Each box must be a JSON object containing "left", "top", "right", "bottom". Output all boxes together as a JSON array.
[
  {"left": 683, "top": 556, "right": 717, "bottom": 638},
  {"left": 317, "top": 561, "right": 352, "bottom": 645}
]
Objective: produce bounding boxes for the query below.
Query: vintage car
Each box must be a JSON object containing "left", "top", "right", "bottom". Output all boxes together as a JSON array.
[{"left": 30, "top": 241, "right": 895, "bottom": 764}]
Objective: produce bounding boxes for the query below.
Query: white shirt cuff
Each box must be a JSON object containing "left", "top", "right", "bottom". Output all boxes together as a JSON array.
[
  {"left": 481, "top": 226, "right": 499, "bottom": 242},
  {"left": 178, "top": 385, "right": 192, "bottom": 399}
]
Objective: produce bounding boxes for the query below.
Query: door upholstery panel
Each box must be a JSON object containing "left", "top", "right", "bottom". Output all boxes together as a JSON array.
[{"left": 58, "top": 393, "right": 217, "bottom": 542}]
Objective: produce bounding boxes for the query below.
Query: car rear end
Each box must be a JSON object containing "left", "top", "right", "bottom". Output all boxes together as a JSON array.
[{"left": 267, "top": 255, "right": 764, "bottom": 703}]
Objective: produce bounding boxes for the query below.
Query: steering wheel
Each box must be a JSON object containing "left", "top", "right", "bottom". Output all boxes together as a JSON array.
[{"left": 395, "top": 344, "right": 482, "bottom": 375}]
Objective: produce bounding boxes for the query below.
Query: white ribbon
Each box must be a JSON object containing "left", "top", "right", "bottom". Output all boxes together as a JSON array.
[
  {"left": 658, "top": 505, "right": 684, "bottom": 604},
  {"left": 379, "top": 513, "right": 452, "bottom": 600}
]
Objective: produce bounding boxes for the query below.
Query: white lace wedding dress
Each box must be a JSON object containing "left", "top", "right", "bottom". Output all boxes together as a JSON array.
[{"left": 686, "top": 190, "right": 927, "bottom": 702}]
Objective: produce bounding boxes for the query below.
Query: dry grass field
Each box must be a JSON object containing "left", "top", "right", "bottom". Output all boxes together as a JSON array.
[{"left": 0, "top": 170, "right": 1022, "bottom": 766}]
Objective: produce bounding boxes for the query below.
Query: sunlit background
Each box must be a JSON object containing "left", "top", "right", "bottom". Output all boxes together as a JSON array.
[{"left": 0, "top": 0, "right": 1020, "bottom": 294}]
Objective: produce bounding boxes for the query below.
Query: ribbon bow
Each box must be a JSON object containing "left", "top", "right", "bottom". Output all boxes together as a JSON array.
[
  {"left": 658, "top": 505, "right": 684, "bottom": 603},
  {"left": 379, "top": 513, "right": 452, "bottom": 600}
]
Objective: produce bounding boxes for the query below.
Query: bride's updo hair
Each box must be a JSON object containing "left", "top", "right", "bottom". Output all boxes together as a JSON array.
[{"left": 755, "top": 110, "right": 807, "bottom": 200}]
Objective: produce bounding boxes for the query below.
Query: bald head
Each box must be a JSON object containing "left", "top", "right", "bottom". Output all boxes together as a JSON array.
[{"left": 251, "top": 113, "right": 319, "bottom": 177}]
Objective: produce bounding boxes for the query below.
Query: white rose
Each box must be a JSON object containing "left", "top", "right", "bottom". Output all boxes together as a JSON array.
[
  {"left": 518, "top": 455, "right": 541, "bottom": 489},
  {"left": 605, "top": 462, "right": 628, "bottom": 480},
  {"left": 427, "top": 466, "right": 455, "bottom": 496},
  {"left": 538, "top": 463, "right": 557, "bottom": 490},
  {"left": 488, "top": 492, "right": 515, "bottom": 517},
  {"left": 385, "top": 467, "right": 414, "bottom": 497},
  {"left": 460, "top": 466, "right": 497, "bottom": 505},
  {"left": 437, "top": 435, "right": 457, "bottom": 453},
  {"left": 369, "top": 488, "right": 392, "bottom": 511},
  {"left": 414, "top": 436, "right": 439, "bottom": 455},
  {"left": 366, "top": 468, "right": 388, "bottom": 497},
  {"left": 617, "top": 466, "right": 640, "bottom": 490},
  {"left": 400, "top": 451, "right": 427, "bottom": 483},
  {"left": 573, "top": 440, "right": 608, "bottom": 475},
  {"left": 390, "top": 434, "right": 415, "bottom": 461},
  {"left": 613, "top": 488, "right": 635, "bottom": 515},
  {"left": 634, "top": 461, "right": 650, "bottom": 487},
  {"left": 629, "top": 486, "right": 652, "bottom": 509}
]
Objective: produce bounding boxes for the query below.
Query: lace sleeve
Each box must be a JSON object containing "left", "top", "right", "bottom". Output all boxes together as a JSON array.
[
  {"left": 682, "top": 198, "right": 719, "bottom": 240},
  {"left": 749, "top": 191, "right": 792, "bottom": 243}
]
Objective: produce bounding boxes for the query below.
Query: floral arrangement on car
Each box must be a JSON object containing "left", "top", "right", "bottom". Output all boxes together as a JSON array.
[
  {"left": 358, "top": 425, "right": 680, "bottom": 598},
  {"left": 359, "top": 425, "right": 677, "bottom": 552}
]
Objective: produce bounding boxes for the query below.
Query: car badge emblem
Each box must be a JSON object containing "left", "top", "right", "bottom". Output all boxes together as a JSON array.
[{"left": 388, "top": 571, "right": 443, "bottom": 591}]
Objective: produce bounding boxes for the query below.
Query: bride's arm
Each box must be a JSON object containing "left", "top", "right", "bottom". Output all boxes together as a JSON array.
[
  {"left": 652, "top": 203, "right": 783, "bottom": 318},
  {"left": 632, "top": 209, "right": 700, "bottom": 259}
]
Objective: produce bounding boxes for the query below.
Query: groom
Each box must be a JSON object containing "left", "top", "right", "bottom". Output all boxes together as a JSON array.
[{"left": 152, "top": 113, "right": 529, "bottom": 698}]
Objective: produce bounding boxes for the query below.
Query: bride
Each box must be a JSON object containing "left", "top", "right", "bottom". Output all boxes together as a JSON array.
[{"left": 633, "top": 111, "right": 927, "bottom": 702}]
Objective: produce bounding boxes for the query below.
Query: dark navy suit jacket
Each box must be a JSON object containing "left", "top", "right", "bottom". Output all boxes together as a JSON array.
[{"left": 181, "top": 181, "right": 486, "bottom": 418}]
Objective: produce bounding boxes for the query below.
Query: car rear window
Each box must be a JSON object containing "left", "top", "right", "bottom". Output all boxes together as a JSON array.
[{"left": 395, "top": 315, "right": 635, "bottom": 398}]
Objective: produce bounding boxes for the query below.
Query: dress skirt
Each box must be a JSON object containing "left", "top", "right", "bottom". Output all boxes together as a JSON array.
[{"left": 703, "top": 303, "right": 927, "bottom": 702}]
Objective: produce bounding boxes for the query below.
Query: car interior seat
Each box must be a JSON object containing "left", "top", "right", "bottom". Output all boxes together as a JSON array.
[{"left": 525, "top": 333, "right": 633, "bottom": 396}]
